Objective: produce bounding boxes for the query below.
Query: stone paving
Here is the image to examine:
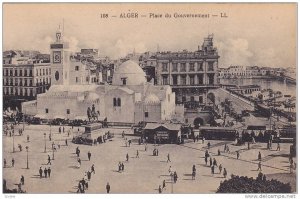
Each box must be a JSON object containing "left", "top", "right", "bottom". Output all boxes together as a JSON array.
[{"left": 2, "top": 124, "right": 296, "bottom": 193}]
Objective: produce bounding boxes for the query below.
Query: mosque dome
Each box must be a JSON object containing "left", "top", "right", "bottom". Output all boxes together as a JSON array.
[
  {"left": 112, "top": 60, "right": 146, "bottom": 86},
  {"left": 145, "top": 93, "right": 160, "bottom": 104}
]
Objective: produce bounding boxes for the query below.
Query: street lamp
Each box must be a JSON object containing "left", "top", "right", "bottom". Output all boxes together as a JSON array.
[
  {"left": 12, "top": 130, "right": 15, "bottom": 153},
  {"left": 52, "top": 143, "right": 55, "bottom": 160},
  {"left": 44, "top": 133, "right": 46, "bottom": 153},
  {"left": 25, "top": 146, "right": 29, "bottom": 169},
  {"left": 170, "top": 172, "right": 174, "bottom": 194}
]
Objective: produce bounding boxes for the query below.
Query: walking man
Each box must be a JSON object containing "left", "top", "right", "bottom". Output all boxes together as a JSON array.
[
  {"left": 47, "top": 155, "right": 51, "bottom": 165},
  {"left": 20, "top": 175, "right": 24, "bottom": 185},
  {"left": 162, "top": 180, "right": 166, "bottom": 189},
  {"left": 106, "top": 182, "right": 110, "bottom": 193},
  {"left": 209, "top": 157, "right": 212, "bottom": 167},
  {"left": 91, "top": 164, "right": 95, "bottom": 174},
  {"left": 257, "top": 161, "right": 262, "bottom": 171},
  {"left": 65, "top": 139, "right": 68, "bottom": 146},
  {"left": 12, "top": 158, "right": 15, "bottom": 167},
  {"left": 44, "top": 167, "right": 48, "bottom": 178},
  {"left": 219, "top": 164, "right": 223, "bottom": 174},
  {"left": 39, "top": 167, "right": 43, "bottom": 178},
  {"left": 258, "top": 151, "right": 262, "bottom": 161},
  {"left": 88, "top": 151, "right": 91, "bottom": 161},
  {"left": 167, "top": 153, "right": 171, "bottom": 163},
  {"left": 223, "top": 168, "right": 227, "bottom": 178},
  {"left": 126, "top": 153, "right": 129, "bottom": 162},
  {"left": 211, "top": 165, "right": 215, "bottom": 174},
  {"left": 4, "top": 158, "right": 6, "bottom": 168},
  {"left": 158, "top": 185, "right": 162, "bottom": 193},
  {"left": 47, "top": 167, "right": 51, "bottom": 178},
  {"left": 276, "top": 142, "right": 280, "bottom": 151},
  {"left": 236, "top": 151, "right": 240, "bottom": 159},
  {"left": 136, "top": 150, "right": 139, "bottom": 158}
]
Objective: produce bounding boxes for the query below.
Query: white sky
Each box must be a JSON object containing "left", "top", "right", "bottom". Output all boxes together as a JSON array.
[{"left": 3, "top": 3, "right": 297, "bottom": 68}]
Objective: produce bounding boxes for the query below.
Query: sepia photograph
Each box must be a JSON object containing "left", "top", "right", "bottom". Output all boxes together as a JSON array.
[{"left": 1, "top": 2, "right": 297, "bottom": 195}]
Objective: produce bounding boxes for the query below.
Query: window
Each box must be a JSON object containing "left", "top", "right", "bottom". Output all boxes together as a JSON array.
[
  {"left": 113, "top": 98, "right": 121, "bottom": 107},
  {"left": 208, "top": 62, "right": 214, "bottom": 71},
  {"left": 30, "top": 89, "right": 33, "bottom": 96},
  {"left": 15, "top": 79, "right": 18, "bottom": 86},
  {"left": 20, "top": 88, "right": 23, "bottom": 96},
  {"left": 6, "top": 69, "right": 8, "bottom": 76},
  {"left": 24, "top": 70, "right": 27, "bottom": 76},
  {"left": 189, "top": 63, "right": 195, "bottom": 71},
  {"left": 75, "top": 66, "right": 79, "bottom": 71},
  {"left": 189, "top": 75, "right": 195, "bottom": 85},
  {"left": 198, "top": 74, "right": 203, "bottom": 85},
  {"left": 10, "top": 79, "right": 13, "bottom": 86},
  {"left": 208, "top": 74, "right": 214, "bottom": 84},
  {"left": 121, "top": 78, "right": 127, "bottom": 85},
  {"left": 86, "top": 77, "right": 89, "bottom": 82},
  {"left": 40, "top": 69, "right": 42, "bottom": 76},
  {"left": 15, "top": 69, "right": 18, "bottom": 76},
  {"left": 117, "top": 98, "right": 121, "bottom": 107},
  {"left": 36, "top": 69, "right": 38, "bottom": 76},
  {"left": 75, "top": 77, "right": 79, "bottom": 83},
  {"left": 172, "top": 75, "right": 177, "bottom": 85},
  {"left": 29, "top": 69, "right": 32, "bottom": 76},
  {"left": 29, "top": 80, "right": 32, "bottom": 86},
  {"left": 45, "top": 108, "right": 49, "bottom": 114},
  {"left": 180, "top": 75, "right": 186, "bottom": 85},
  {"left": 145, "top": 112, "right": 149, "bottom": 118},
  {"left": 67, "top": 109, "right": 70, "bottom": 114},
  {"left": 24, "top": 79, "right": 28, "bottom": 86},
  {"left": 172, "top": 63, "right": 178, "bottom": 72},
  {"left": 162, "top": 63, "right": 168, "bottom": 72},
  {"left": 199, "top": 96, "right": 203, "bottom": 104},
  {"left": 10, "top": 69, "right": 13, "bottom": 76},
  {"left": 197, "top": 62, "right": 203, "bottom": 71},
  {"left": 15, "top": 88, "right": 18, "bottom": 96},
  {"left": 24, "top": 88, "right": 28, "bottom": 96},
  {"left": 180, "top": 63, "right": 186, "bottom": 72},
  {"left": 46, "top": 69, "right": 48, "bottom": 75},
  {"left": 191, "top": 96, "right": 194, "bottom": 102},
  {"left": 10, "top": 87, "right": 13, "bottom": 95},
  {"left": 43, "top": 69, "right": 45, "bottom": 75},
  {"left": 162, "top": 76, "right": 168, "bottom": 85}
]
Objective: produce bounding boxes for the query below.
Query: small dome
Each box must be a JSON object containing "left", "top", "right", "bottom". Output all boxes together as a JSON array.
[
  {"left": 145, "top": 93, "right": 160, "bottom": 104},
  {"left": 112, "top": 60, "right": 146, "bottom": 86}
]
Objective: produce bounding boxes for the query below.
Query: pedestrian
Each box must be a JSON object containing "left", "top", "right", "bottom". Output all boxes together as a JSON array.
[
  {"left": 47, "top": 167, "right": 51, "bottom": 178},
  {"left": 20, "top": 175, "right": 24, "bottom": 185},
  {"left": 192, "top": 165, "right": 196, "bottom": 173},
  {"left": 63, "top": 126, "right": 65, "bottom": 133},
  {"left": 27, "top": 135, "right": 30, "bottom": 142},
  {"left": 219, "top": 164, "right": 222, "bottom": 174},
  {"left": 65, "top": 139, "right": 68, "bottom": 146},
  {"left": 121, "top": 163, "right": 124, "bottom": 171},
  {"left": 196, "top": 135, "right": 199, "bottom": 142},
  {"left": 145, "top": 144, "right": 147, "bottom": 151},
  {"left": 205, "top": 156, "right": 208, "bottom": 165},
  {"left": 211, "top": 165, "right": 215, "bottom": 174},
  {"left": 128, "top": 140, "right": 131, "bottom": 147},
  {"left": 209, "top": 157, "right": 212, "bottom": 167},
  {"left": 218, "top": 149, "right": 221, "bottom": 156},
  {"left": 156, "top": 149, "right": 159, "bottom": 156},
  {"left": 47, "top": 155, "right": 51, "bottom": 165},
  {"left": 136, "top": 150, "right": 139, "bottom": 158},
  {"left": 91, "top": 164, "right": 95, "bottom": 174},
  {"left": 173, "top": 171, "right": 178, "bottom": 183},
  {"left": 4, "top": 158, "right": 6, "bottom": 168},
  {"left": 236, "top": 151, "right": 240, "bottom": 159},
  {"left": 276, "top": 142, "right": 280, "bottom": 151},
  {"left": 88, "top": 151, "right": 91, "bottom": 161},
  {"left": 44, "top": 167, "right": 48, "bottom": 178},
  {"left": 158, "top": 185, "right": 162, "bottom": 193},
  {"left": 78, "top": 158, "right": 81, "bottom": 168},
  {"left": 257, "top": 161, "right": 262, "bottom": 171},
  {"left": 85, "top": 181, "right": 89, "bottom": 190},
  {"left": 12, "top": 158, "right": 15, "bottom": 167},
  {"left": 162, "top": 180, "right": 166, "bottom": 189},
  {"left": 192, "top": 170, "right": 196, "bottom": 180},
  {"left": 258, "top": 151, "right": 262, "bottom": 161},
  {"left": 202, "top": 137, "right": 205, "bottom": 144},
  {"left": 106, "top": 182, "right": 110, "bottom": 193},
  {"left": 168, "top": 166, "right": 172, "bottom": 173},
  {"left": 39, "top": 167, "right": 43, "bottom": 178},
  {"left": 118, "top": 162, "right": 121, "bottom": 172},
  {"left": 226, "top": 145, "right": 230, "bottom": 153},
  {"left": 223, "top": 168, "right": 227, "bottom": 178},
  {"left": 126, "top": 153, "right": 129, "bottom": 161},
  {"left": 207, "top": 142, "right": 211, "bottom": 149},
  {"left": 49, "top": 134, "right": 51, "bottom": 141},
  {"left": 59, "top": 127, "right": 61, "bottom": 133},
  {"left": 167, "top": 153, "right": 171, "bottom": 163},
  {"left": 87, "top": 171, "right": 91, "bottom": 181}
]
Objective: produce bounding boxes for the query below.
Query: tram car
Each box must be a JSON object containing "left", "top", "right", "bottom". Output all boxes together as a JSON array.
[{"left": 198, "top": 127, "right": 238, "bottom": 141}]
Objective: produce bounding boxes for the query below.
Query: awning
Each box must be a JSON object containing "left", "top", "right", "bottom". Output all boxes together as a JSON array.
[
  {"left": 54, "top": 115, "right": 65, "bottom": 119},
  {"left": 74, "top": 116, "right": 88, "bottom": 120},
  {"left": 34, "top": 114, "right": 48, "bottom": 119},
  {"left": 215, "top": 119, "right": 224, "bottom": 124}
]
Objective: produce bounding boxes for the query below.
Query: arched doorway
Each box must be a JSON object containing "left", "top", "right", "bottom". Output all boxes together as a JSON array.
[{"left": 194, "top": 117, "right": 204, "bottom": 128}]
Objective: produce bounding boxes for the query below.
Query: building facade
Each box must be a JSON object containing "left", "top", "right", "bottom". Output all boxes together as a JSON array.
[
  {"left": 3, "top": 58, "right": 51, "bottom": 110},
  {"left": 148, "top": 35, "right": 220, "bottom": 106}
]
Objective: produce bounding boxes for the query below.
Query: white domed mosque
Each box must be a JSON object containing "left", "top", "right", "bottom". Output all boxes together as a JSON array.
[{"left": 22, "top": 29, "right": 177, "bottom": 124}]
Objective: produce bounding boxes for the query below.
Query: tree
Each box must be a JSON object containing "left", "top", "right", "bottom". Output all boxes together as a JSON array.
[{"left": 217, "top": 175, "right": 292, "bottom": 193}]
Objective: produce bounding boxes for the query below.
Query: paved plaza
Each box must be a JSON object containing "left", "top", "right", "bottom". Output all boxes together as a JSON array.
[{"left": 3, "top": 123, "right": 296, "bottom": 193}]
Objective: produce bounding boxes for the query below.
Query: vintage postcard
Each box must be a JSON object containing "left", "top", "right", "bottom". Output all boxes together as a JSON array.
[{"left": 2, "top": 3, "right": 297, "bottom": 196}]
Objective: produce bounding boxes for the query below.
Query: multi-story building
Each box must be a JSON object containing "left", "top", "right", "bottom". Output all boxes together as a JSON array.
[
  {"left": 148, "top": 35, "right": 219, "bottom": 106},
  {"left": 3, "top": 59, "right": 51, "bottom": 110}
]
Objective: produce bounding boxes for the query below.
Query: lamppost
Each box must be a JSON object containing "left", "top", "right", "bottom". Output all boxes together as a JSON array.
[
  {"left": 44, "top": 133, "right": 46, "bottom": 153},
  {"left": 52, "top": 147, "right": 55, "bottom": 160},
  {"left": 12, "top": 129, "right": 15, "bottom": 153},
  {"left": 170, "top": 172, "right": 174, "bottom": 194},
  {"left": 25, "top": 146, "right": 29, "bottom": 169},
  {"left": 22, "top": 108, "right": 25, "bottom": 131}
]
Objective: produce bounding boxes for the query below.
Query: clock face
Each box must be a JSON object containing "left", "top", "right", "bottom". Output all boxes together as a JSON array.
[
  {"left": 55, "top": 71, "right": 59, "bottom": 81},
  {"left": 53, "top": 51, "right": 61, "bottom": 63}
]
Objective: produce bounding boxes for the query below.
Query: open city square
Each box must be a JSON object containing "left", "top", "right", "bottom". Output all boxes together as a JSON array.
[{"left": 2, "top": 3, "right": 297, "bottom": 195}]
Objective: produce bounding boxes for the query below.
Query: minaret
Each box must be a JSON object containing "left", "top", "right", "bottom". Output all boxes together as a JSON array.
[{"left": 50, "top": 25, "right": 70, "bottom": 86}]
